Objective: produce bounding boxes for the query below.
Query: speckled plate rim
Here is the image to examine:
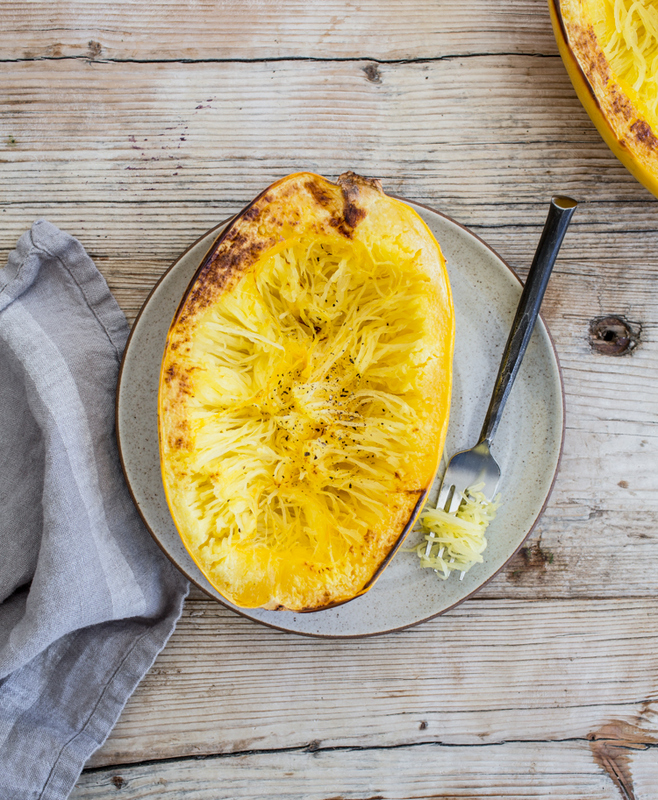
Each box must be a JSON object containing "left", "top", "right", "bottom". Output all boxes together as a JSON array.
[{"left": 116, "top": 201, "right": 565, "bottom": 638}]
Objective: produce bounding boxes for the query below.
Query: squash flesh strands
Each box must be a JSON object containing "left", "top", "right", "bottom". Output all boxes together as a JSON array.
[
  {"left": 596, "top": 0, "right": 658, "bottom": 111},
  {"left": 190, "top": 240, "right": 422, "bottom": 555},
  {"left": 159, "top": 173, "right": 454, "bottom": 611},
  {"left": 411, "top": 485, "right": 500, "bottom": 581}
]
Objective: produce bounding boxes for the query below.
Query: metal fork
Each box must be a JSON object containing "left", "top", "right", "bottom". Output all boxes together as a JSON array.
[{"left": 436, "top": 195, "right": 578, "bottom": 513}]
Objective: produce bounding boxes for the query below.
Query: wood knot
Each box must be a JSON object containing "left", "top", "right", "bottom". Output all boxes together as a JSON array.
[
  {"left": 87, "top": 40, "right": 102, "bottom": 59},
  {"left": 506, "top": 541, "right": 554, "bottom": 582},
  {"left": 111, "top": 776, "right": 125, "bottom": 789},
  {"left": 363, "top": 63, "right": 382, "bottom": 84},
  {"left": 589, "top": 315, "right": 639, "bottom": 356}
]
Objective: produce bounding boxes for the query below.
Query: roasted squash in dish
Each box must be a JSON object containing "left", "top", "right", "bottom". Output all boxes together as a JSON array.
[
  {"left": 550, "top": 0, "right": 658, "bottom": 198},
  {"left": 158, "top": 172, "right": 454, "bottom": 611}
]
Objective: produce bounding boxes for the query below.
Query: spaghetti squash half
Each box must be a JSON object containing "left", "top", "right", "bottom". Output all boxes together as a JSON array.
[
  {"left": 551, "top": 0, "right": 658, "bottom": 197},
  {"left": 159, "top": 172, "right": 454, "bottom": 611}
]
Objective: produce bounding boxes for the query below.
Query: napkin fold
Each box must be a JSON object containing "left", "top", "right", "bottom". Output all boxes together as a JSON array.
[{"left": 0, "top": 221, "right": 189, "bottom": 799}]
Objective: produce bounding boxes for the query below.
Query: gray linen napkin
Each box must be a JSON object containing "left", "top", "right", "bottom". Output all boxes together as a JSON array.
[{"left": 0, "top": 220, "right": 189, "bottom": 799}]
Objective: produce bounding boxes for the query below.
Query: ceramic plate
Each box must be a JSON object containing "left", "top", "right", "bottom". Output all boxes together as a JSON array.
[{"left": 116, "top": 201, "right": 564, "bottom": 638}]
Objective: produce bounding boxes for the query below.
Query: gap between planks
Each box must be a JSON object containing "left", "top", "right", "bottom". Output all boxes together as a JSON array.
[{"left": 0, "top": 53, "right": 561, "bottom": 65}]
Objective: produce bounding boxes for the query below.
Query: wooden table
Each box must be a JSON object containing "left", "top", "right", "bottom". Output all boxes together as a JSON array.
[{"left": 3, "top": 2, "right": 658, "bottom": 797}]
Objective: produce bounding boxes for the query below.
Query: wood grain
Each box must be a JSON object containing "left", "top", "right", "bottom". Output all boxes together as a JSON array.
[
  {"left": 86, "top": 598, "right": 658, "bottom": 769},
  {"left": 0, "top": 57, "right": 648, "bottom": 211},
  {"left": 73, "top": 741, "right": 658, "bottom": 799},
  {"left": 2, "top": 0, "right": 557, "bottom": 61}
]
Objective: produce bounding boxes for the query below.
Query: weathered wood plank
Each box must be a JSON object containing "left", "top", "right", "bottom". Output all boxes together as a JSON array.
[
  {"left": 1, "top": 57, "right": 649, "bottom": 209},
  {"left": 86, "top": 598, "right": 658, "bottom": 770},
  {"left": 1, "top": 0, "right": 558, "bottom": 62},
  {"left": 77, "top": 733, "right": 658, "bottom": 799}
]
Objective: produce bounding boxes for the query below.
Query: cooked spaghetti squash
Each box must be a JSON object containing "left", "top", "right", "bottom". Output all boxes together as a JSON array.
[
  {"left": 159, "top": 172, "right": 454, "bottom": 611},
  {"left": 551, "top": 0, "right": 658, "bottom": 197}
]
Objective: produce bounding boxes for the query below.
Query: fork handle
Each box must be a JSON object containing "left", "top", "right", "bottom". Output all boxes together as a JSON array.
[{"left": 478, "top": 195, "right": 577, "bottom": 446}]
